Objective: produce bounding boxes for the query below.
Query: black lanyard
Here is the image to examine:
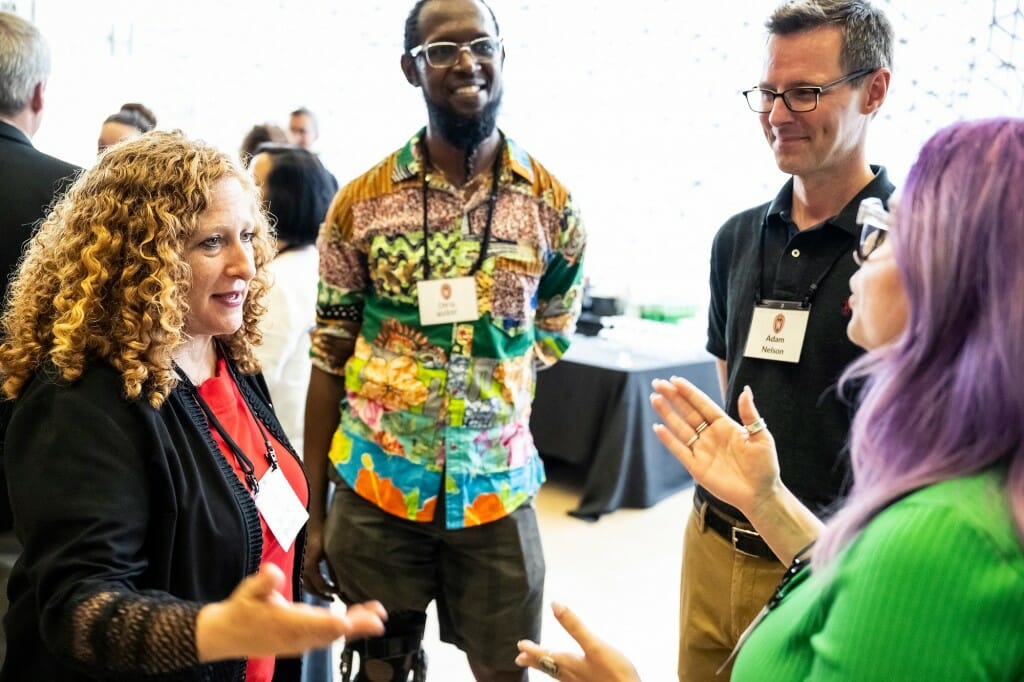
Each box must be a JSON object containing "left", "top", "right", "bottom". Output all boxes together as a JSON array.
[
  {"left": 754, "top": 212, "right": 850, "bottom": 308},
  {"left": 177, "top": 364, "right": 278, "bottom": 495},
  {"left": 419, "top": 130, "right": 503, "bottom": 280}
]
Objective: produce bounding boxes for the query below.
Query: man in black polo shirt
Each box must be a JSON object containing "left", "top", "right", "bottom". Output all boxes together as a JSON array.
[{"left": 677, "top": 2, "right": 896, "bottom": 679}]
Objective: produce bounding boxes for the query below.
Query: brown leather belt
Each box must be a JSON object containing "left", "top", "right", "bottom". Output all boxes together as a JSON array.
[{"left": 693, "top": 488, "right": 775, "bottom": 560}]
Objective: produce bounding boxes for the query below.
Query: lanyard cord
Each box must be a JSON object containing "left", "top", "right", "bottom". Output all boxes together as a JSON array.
[
  {"left": 420, "top": 130, "right": 503, "bottom": 280},
  {"left": 176, "top": 364, "right": 278, "bottom": 495},
  {"left": 755, "top": 213, "right": 852, "bottom": 307}
]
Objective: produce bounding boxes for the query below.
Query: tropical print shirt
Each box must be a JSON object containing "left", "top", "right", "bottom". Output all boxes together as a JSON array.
[{"left": 312, "top": 130, "right": 585, "bottom": 529}]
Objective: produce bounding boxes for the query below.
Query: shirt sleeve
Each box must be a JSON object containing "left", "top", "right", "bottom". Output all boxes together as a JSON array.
[
  {"left": 6, "top": 380, "right": 203, "bottom": 676},
  {"left": 807, "top": 503, "right": 1024, "bottom": 681},
  {"left": 311, "top": 188, "right": 368, "bottom": 376},
  {"left": 706, "top": 224, "right": 729, "bottom": 360},
  {"left": 533, "top": 191, "right": 586, "bottom": 367}
]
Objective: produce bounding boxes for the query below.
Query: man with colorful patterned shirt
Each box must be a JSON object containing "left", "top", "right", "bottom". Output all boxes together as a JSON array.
[{"left": 301, "top": 1, "right": 585, "bottom": 680}]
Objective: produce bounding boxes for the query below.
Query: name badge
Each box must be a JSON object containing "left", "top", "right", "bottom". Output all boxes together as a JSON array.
[
  {"left": 418, "top": 276, "right": 479, "bottom": 325},
  {"left": 254, "top": 467, "right": 308, "bottom": 552},
  {"left": 742, "top": 300, "right": 810, "bottom": 364}
]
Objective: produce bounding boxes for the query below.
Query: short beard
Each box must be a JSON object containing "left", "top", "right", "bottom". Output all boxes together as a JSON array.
[{"left": 425, "top": 92, "right": 502, "bottom": 176}]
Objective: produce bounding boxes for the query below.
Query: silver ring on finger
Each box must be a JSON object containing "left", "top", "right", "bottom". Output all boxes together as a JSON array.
[
  {"left": 745, "top": 417, "right": 767, "bottom": 435},
  {"left": 538, "top": 654, "right": 560, "bottom": 678},
  {"left": 684, "top": 433, "right": 700, "bottom": 448}
]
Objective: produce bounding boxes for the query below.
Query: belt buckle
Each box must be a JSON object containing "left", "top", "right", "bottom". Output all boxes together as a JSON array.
[{"left": 731, "top": 526, "right": 762, "bottom": 558}]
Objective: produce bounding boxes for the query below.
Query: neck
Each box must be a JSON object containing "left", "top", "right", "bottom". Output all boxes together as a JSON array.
[
  {"left": 173, "top": 336, "right": 218, "bottom": 384},
  {"left": 791, "top": 162, "right": 876, "bottom": 230},
  {"left": 0, "top": 109, "right": 38, "bottom": 139},
  {"left": 424, "top": 127, "right": 501, "bottom": 187}
]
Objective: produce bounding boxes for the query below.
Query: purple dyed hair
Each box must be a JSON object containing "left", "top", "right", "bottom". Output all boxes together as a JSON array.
[{"left": 815, "top": 117, "right": 1024, "bottom": 565}]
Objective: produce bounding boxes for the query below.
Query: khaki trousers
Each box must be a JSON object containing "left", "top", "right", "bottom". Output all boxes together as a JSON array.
[{"left": 677, "top": 504, "right": 786, "bottom": 680}]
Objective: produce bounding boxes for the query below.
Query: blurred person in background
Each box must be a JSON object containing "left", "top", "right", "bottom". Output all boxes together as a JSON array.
[
  {"left": 287, "top": 107, "right": 319, "bottom": 151},
  {"left": 0, "top": 11, "right": 80, "bottom": 663},
  {"left": 96, "top": 102, "right": 157, "bottom": 154},
  {"left": 250, "top": 144, "right": 337, "bottom": 465},
  {"left": 251, "top": 142, "right": 340, "bottom": 682},
  {"left": 240, "top": 122, "right": 288, "bottom": 168}
]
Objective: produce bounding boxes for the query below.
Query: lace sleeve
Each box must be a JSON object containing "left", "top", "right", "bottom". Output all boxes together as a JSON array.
[{"left": 69, "top": 589, "right": 202, "bottom": 675}]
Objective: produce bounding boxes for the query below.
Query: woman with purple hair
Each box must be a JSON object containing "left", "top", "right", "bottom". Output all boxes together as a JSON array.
[{"left": 516, "top": 118, "right": 1024, "bottom": 680}]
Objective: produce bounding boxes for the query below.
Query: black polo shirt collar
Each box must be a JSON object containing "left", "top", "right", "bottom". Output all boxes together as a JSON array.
[{"left": 765, "top": 165, "right": 895, "bottom": 238}]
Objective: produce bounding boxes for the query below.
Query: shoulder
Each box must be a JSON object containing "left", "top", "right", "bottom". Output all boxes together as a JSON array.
[
  {"left": 15, "top": 363, "right": 127, "bottom": 408},
  {"left": 711, "top": 200, "right": 771, "bottom": 258},
  {"left": 326, "top": 148, "right": 405, "bottom": 237},
  {"left": 505, "top": 138, "right": 574, "bottom": 209},
  {"left": 846, "top": 471, "right": 1024, "bottom": 578},
  {"left": 822, "top": 472, "right": 1024, "bottom": 677},
  {"left": 0, "top": 137, "right": 79, "bottom": 189},
  {"left": 340, "top": 149, "right": 403, "bottom": 200}
]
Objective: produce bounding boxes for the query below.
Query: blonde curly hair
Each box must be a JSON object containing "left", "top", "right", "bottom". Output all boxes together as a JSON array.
[{"left": 0, "top": 130, "right": 275, "bottom": 407}]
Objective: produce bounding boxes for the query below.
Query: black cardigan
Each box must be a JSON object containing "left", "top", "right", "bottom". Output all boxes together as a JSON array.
[{"left": 1, "top": 361, "right": 306, "bottom": 681}]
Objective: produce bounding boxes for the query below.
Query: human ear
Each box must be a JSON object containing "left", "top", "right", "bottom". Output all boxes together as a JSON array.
[{"left": 401, "top": 54, "right": 421, "bottom": 87}]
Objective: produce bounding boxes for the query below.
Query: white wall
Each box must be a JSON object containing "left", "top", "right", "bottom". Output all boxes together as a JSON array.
[{"left": 17, "top": 0, "right": 1024, "bottom": 312}]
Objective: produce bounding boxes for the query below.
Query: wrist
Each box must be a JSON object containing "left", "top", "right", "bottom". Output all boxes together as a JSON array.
[{"left": 195, "top": 602, "right": 228, "bottom": 663}]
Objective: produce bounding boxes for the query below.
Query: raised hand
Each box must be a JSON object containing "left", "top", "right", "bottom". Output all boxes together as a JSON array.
[{"left": 650, "top": 378, "right": 782, "bottom": 516}]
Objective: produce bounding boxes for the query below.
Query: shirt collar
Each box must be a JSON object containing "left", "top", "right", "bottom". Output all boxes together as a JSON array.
[
  {"left": 392, "top": 128, "right": 534, "bottom": 185},
  {"left": 766, "top": 166, "right": 895, "bottom": 238}
]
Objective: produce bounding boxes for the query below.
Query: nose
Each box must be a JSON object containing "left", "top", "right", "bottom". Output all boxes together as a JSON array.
[
  {"left": 452, "top": 46, "right": 480, "bottom": 71},
  {"left": 766, "top": 94, "right": 794, "bottom": 127},
  {"left": 227, "top": 239, "right": 257, "bottom": 281}
]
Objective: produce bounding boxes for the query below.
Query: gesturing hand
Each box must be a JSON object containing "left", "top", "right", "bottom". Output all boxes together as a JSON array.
[
  {"left": 196, "top": 563, "right": 386, "bottom": 663},
  {"left": 516, "top": 603, "right": 641, "bottom": 682},
  {"left": 650, "top": 377, "right": 782, "bottom": 516}
]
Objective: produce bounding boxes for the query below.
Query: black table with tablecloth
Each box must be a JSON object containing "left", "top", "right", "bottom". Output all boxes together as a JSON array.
[{"left": 530, "top": 322, "right": 720, "bottom": 520}]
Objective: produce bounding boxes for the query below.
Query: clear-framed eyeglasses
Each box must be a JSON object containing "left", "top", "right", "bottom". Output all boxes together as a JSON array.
[
  {"left": 854, "top": 197, "right": 891, "bottom": 264},
  {"left": 742, "top": 68, "right": 877, "bottom": 113},
  {"left": 409, "top": 36, "right": 503, "bottom": 68}
]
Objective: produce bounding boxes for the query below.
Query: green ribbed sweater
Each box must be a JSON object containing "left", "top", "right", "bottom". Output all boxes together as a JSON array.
[{"left": 732, "top": 470, "right": 1024, "bottom": 681}]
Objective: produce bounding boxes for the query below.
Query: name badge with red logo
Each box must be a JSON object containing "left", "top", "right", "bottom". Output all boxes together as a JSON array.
[
  {"left": 742, "top": 300, "right": 811, "bottom": 363},
  {"left": 417, "top": 276, "right": 479, "bottom": 325}
]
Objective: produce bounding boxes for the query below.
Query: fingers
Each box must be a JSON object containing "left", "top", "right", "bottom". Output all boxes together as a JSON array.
[
  {"left": 737, "top": 385, "right": 770, "bottom": 440},
  {"left": 341, "top": 601, "right": 387, "bottom": 639},
  {"left": 238, "top": 563, "right": 285, "bottom": 602},
  {"left": 514, "top": 641, "right": 566, "bottom": 680},
  {"left": 515, "top": 638, "right": 546, "bottom": 659},
  {"left": 667, "top": 376, "right": 727, "bottom": 422},
  {"left": 736, "top": 385, "right": 760, "bottom": 427},
  {"left": 550, "top": 602, "right": 597, "bottom": 651},
  {"left": 650, "top": 392, "right": 697, "bottom": 447},
  {"left": 651, "top": 377, "right": 728, "bottom": 435}
]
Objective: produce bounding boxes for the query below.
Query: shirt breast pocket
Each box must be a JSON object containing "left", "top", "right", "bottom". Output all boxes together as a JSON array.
[{"left": 485, "top": 240, "right": 545, "bottom": 337}]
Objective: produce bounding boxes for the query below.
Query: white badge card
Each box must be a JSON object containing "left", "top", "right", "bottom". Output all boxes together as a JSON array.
[
  {"left": 418, "top": 276, "right": 479, "bottom": 325},
  {"left": 742, "top": 300, "right": 811, "bottom": 364},
  {"left": 254, "top": 467, "right": 308, "bottom": 552}
]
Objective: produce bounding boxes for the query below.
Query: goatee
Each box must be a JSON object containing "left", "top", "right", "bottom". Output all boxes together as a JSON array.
[{"left": 425, "top": 92, "right": 503, "bottom": 160}]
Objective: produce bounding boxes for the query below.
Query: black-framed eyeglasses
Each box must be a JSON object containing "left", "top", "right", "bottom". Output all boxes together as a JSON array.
[
  {"left": 409, "top": 36, "right": 503, "bottom": 68},
  {"left": 854, "top": 197, "right": 891, "bottom": 264},
  {"left": 742, "top": 68, "right": 877, "bottom": 113}
]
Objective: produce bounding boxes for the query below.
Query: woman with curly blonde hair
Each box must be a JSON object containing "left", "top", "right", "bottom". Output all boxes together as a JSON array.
[{"left": 0, "top": 131, "right": 385, "bottom": 681}]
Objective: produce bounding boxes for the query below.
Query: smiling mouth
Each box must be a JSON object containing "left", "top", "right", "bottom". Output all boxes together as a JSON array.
[
  {"left": 214, "top": 291, "right": 245, "bottom": 304},
  {"left": 452, "top": 84, "right": 485, "bottom": 96}
]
